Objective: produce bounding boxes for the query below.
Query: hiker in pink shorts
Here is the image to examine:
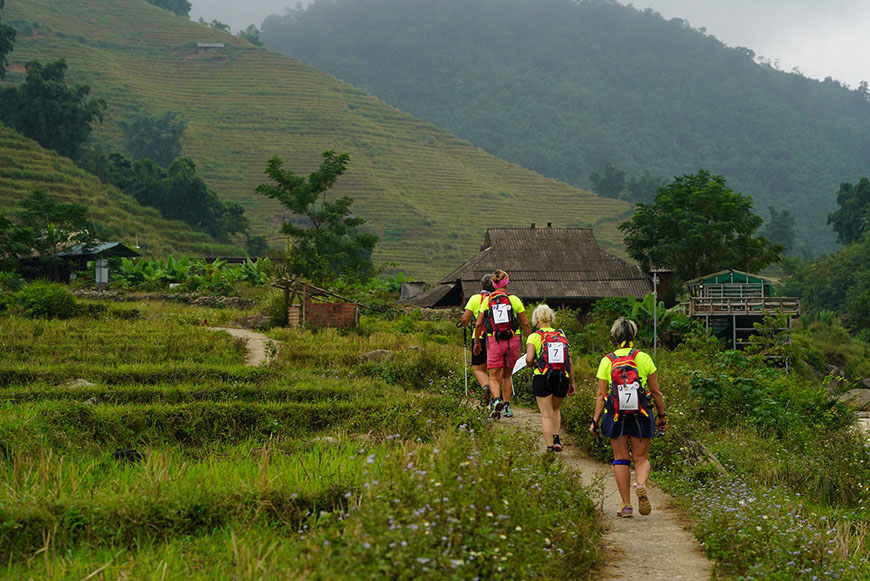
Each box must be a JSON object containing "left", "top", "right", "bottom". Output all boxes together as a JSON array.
[{"left": 473, "top": 269, "right": 532, "bottom": 418}]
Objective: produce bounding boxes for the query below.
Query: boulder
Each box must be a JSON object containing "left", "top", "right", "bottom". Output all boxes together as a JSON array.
[
  {"left": 837, "top": 389, "right": 870, "bottom": 411},
  {"left": 64, "top": 378, "right": 96, "bottom": 389},
  {"left": 359, "top": 349, "right": 394, "bottom": 362}
]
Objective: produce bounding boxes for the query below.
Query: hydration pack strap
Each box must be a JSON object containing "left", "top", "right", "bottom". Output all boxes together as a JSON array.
[{"left": 613, "top": 459, "right": 631, "bottom": 466}]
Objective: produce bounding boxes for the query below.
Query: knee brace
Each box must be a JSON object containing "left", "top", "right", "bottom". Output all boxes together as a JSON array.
[{"left": 613, "top": 459, "right": 631, "bottom": 466}]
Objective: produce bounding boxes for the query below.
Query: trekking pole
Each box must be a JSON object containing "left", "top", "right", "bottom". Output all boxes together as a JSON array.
[{"left": 457, "top": 320, "right": 469, "bottom": 397}]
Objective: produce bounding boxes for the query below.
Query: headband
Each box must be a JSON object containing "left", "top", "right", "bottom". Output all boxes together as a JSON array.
[{"left": 493, "top": 275, "right": 509, "bottom": 289}]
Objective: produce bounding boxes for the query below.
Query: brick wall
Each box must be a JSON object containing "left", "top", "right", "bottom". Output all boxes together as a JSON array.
[
  {"left": 306, "top": 302, "right": 359, "bottom": 327},
  {"left": 288, "top": 304, "right": 302, "bottom": 328}
]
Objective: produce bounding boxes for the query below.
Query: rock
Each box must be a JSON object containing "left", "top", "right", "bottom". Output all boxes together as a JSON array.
[
  {"left": 64, "top": 379, "right": 96, "bottom": 389},
  {"left": 861, "top": 378, "right": 870, "bottom": 389},
  {"left": 826, "top": 365, "right": 846, "bottom": 378},
  {"left": 409, "top": 345, "right": 421, "bottom": 351},
  {"left": 359, "top": 349, "right": 394, "bottom": 362},
  {"left": 84, "top": 397, "right": 98, "bottom": 405},
  {"left": 837, "top": 389, "right": 870, "bottom": 411},
  {"left": 234, "top": 315, "right": 270, "bottom": 330},
  {"left": 315, "top": 436, "right": 340, "bottom": 445}
]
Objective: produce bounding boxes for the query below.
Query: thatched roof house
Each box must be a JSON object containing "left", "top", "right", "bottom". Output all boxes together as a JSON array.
[{"left": 404, "top": 225, "right": 651, "bottom": 309}]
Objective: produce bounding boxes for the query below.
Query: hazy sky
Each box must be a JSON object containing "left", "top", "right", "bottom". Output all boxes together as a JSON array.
[{"left": 189, "top": 0, "right": 869, "bottom": 88}]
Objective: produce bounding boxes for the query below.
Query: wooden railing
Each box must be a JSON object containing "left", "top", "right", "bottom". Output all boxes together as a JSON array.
[{"left": 689, "top": 297, "right": 800, "bottom": 316}]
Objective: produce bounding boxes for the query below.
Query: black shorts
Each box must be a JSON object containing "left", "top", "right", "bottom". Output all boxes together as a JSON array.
[
  {"left": 531, "top": 373, "right": 569, "bottom": 398},
  {"left": 471, "top": 338, "right": 488, "bottom": 366}
]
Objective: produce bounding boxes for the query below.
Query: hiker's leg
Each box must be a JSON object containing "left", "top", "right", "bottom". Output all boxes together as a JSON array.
[
  {"left": 551, "top": 395, "right": 565, "bottom": 437},
  {"left": 631, "top": 436, "right": 651, "bottom": 486},
  {"left": 501, "top": 335, "right": 520, "bottom": 403},
  {"left": 489, "top": 367, "right": 504, "bottom": 399},
  {"left": 486, "top": 336, "right": 503, "bottom": 399},
  {"left": 611, "top": 436, "right": 632, "bottom": 506},
  {"left": 536, "top": 395, "right": 554, "bottom": 445},
  {"left": 472, "top": 363, "right": 489, "bottom": 388},
  {"left": 502, "top": 372, "right": 513, "bottom": 403}
]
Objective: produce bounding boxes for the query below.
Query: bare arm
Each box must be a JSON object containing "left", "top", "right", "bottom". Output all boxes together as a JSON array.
[
  {"left": 473, "top": 311, "right": 485, "bottom": 355},
  {"left": 518, "top": 311, "right": 532, "bottom": 338},
  {"left": 647, "top": 372, "right": 666, "bottom": 429},
  {"left": 525, "top": 341, "right": 536, "bottom": 366},
  {"left": 590, "top": 378, "right": 608, "bottom": 433},
  {"left": 460, "top": 309, "right": 473, "bottom": 328}
]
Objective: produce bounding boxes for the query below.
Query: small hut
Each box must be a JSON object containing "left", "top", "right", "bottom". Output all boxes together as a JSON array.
[
  {"left": 684, "top": 269, "right": 801, "bottom": 348},
  {"left": 404, "top": 225, "right": 651, "bottom": 310},
  {"left": 56, "top": 242, "right": 140, "bottom": 286},
  {"left": 272, "top": 277, "right": 364, "bottom": 328}
]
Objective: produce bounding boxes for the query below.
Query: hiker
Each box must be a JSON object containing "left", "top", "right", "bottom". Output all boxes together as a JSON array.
[
  {"left": 525, "top": 304, "right": 575, "bottom": 452},
  {"left": 460, "top": 274, "right": 495, "bottom": 401},
  {"left": 473, "top": 269, "right": 532, "bottom": 419},
  {"left": 590, "top": 317, "right": 666, "bottom": 518}
]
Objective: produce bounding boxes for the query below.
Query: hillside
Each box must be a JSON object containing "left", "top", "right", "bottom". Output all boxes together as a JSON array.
[
  {"left": 259, "top": 0, "right": 870, "bottom": 257},
  {"left": 0, "top": 123, "right": 239, "bottom": 257},
  {"left": 0, "top": 0, "right": 632, "bottom": 282}
]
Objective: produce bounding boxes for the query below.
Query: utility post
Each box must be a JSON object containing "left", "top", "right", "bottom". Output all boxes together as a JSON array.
[{"left": 652, "top": 273, "right": 659, "bottom": 358}]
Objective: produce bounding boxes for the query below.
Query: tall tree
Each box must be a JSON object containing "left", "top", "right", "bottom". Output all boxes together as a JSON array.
[
  {"left": 238, "top": 25, "right": 263, "bottom": 47},
  {"left": 620, "top": 170, "right": 783, "bottom": 285},
  {"left": 146, "top": 0, "right": 191, "bottom": 17},
  {"left": 827, "top": 177, "right": 870, "bottom": 246},
  {"left": 0, "top": 60, "right": 105, "bottom": 160},
  {"left": 763, "top": 205, "right": 796, "bottom": 252},
  {"left": 120, "top": 110, "right": 186, "bottom": 168},
  {"left": 589, "top": 163, "right": 626, "bottom": 199},
  {"left": 255, "top": 151, "right": 377, "bottom": 283},
  {"left": 0, "top": 0, "right": 16, "bottom": 79}
]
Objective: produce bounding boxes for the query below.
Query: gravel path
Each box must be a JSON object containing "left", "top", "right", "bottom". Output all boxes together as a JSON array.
[
  {"left": 504, "top": 406, "right": 713, "bottom": 580},
  {"left": 207, "top": 327, "right": 273, "bottom": 366}
]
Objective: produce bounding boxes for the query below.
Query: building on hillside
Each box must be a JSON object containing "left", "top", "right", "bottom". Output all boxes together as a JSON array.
[
  {"left": 684, "top": 269, "right": 800, "bottom": 349},
  {"left": 402, "top": 224, "right": 651, "bottom": 310},
  {"left": 58, "top": 242, "right": 141, "bottom": 287}
]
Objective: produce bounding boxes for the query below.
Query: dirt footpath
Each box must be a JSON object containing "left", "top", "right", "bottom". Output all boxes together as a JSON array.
[
  {"left": 207, "top": 327, "right": 273, "bottom": 366},
  {"left": 505, "top": 406, "right": 713, "bottom": 580}
]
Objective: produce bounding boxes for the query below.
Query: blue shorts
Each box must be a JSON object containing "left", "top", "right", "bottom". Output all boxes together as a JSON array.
[{"left": 600, "top": 410, "right": 657, "bottom": 439}]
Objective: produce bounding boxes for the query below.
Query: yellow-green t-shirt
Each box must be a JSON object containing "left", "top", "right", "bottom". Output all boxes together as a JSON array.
[
  {"left": 479, "top": 292, "right": 525, "bottom": 337},
  {"left": 526, "top": 327, "right": 567, "bottom": 375},
  {"left": 463, "top": 292, "right": 487, "bottom": 319},
  {"left": 596, "top": 347, "right": 657, "bottom": 389}
]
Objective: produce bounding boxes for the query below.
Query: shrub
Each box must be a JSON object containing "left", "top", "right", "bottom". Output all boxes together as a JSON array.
[{"left": 13, "top": 281, "right": 78, "bottom": 319}]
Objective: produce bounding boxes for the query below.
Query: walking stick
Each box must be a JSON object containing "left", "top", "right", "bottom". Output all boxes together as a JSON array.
[{"left": 457, "top": 320, "right": 469, "bottom": 397}]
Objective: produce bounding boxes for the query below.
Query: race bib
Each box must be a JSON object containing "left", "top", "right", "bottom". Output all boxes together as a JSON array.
[
  {"left": 547, "top": 342, "right": 565, "bottom": 364},
  {"left": 618, "top": 382, "right": 640, "bottom": 411},
  {"left": 492, "top": 304, "right": 510, "bottom": 325}
]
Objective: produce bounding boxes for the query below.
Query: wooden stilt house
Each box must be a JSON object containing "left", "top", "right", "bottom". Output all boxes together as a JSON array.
[{"left": 685, "top": 269, "right": 800, "bottom": 349}]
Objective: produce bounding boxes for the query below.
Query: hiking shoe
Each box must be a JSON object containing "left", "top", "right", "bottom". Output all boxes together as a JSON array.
[
  {"left": 616, "top": 504, "right": 633, "bottom": 518},
  {"left": 634, "top": 484, "right": 651, "bottom": 516},
  {"left": 503, "top": 402, "right": 514, "bottom": 418},
  {"left": 546, "top": 446, "right": 555, "bottom": 453},
  {"left": 490, "top": 398, "right": 504, "bottom": 419},
  {"left": 552, "top": 434, "right": 563, "bottom": 452}
]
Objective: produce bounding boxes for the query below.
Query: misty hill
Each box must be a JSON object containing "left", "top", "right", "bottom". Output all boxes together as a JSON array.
[
  {"left": 1, "top": 0, "right": 633, "bottom": 281},
  {"left": 0, "top": 123, "right": 240, "bottom": 257},
  {"left": 260, "top": 0, "right": 870, "bottom": 255}
]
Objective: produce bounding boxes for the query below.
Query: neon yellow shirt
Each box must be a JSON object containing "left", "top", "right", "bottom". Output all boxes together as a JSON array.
[
  {"left": 526, "top": 327, "right": 568, "bottom": 375},
  {"left": 596, "top": 347, "right": 657, "bottom": 389},
  {"left": 479, "top": 292, "right": 525, "bottom": 337},
  {"left": 463, "top": 292, "right": 487, "bottom": 319}
]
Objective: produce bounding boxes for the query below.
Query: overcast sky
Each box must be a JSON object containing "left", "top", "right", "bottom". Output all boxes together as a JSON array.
[{"left": 189, "top": 0, "right": 869, "bottom": 88}]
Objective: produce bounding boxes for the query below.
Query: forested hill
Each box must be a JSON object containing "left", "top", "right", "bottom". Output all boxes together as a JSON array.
[
  {"left": 261, "top": 0, "right": 870, "bottom": 256},
  {"left": 1, "top": 0, "right": 632, "bottom": 282}
]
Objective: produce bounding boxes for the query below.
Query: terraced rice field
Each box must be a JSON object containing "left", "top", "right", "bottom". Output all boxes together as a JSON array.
[{"left": 2, "top": 0, "right": 632, "bottom": 280}]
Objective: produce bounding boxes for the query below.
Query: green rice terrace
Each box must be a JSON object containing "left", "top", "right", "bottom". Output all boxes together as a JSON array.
[
  {"left": 1, "top": 0, "right": 630, "bottom": 281},
  {"left": 0, "top": 123, "right": 240, "bottom": 257},
  {"left": 1, "top": 281, "right": 868, "bottom": 578}
]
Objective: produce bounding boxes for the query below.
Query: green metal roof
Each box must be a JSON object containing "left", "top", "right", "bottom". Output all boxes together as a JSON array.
[{"left": 684, "top": 269, "right": 776, "bottom": 286}]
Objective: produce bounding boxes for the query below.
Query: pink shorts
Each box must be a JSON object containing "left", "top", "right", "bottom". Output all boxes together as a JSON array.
[{"left": 486, "top": 335, "right": 522, "bottom": 370}]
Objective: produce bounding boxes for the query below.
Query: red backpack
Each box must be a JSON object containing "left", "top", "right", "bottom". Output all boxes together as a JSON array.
[
  {"left": 484, "top": 289, "right": 519, "bottom": 340},
  {"left": 605, "top": 349, "right": 651, "bottom": 421},
  {"left": 535, "top": 330, "right": 571, "bottom": 377}
]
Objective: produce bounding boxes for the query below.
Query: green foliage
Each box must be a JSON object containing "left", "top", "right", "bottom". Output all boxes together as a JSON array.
[
  {"left": 260, "top": 0, "right": 870, "bottom": 255},
  {"left": 0, "top": 59, "right": 105, "bottom": 160},
  {"left": 12, "top": 280, "right": 78, "bottom": 319},
  {"left": 0, "top": 0, "right": 15, "bottom": 79},
  {"left": 237, "top": 24, "right": 262, "bottom": 47},
  {"left": 255, "top": 152, "right": 377, "bottom": 284},
  {"left": 120, "top": 110, "right": 186, "bottom": 168},
  {"left": 621, "top": 170, "right": 783, "bottom": 287},
  {"left": 827, "top": 177, "right": 870, "bottom": 246},
  {"left": 112, "top": 256, "right": 271, "bottom": 294},
  {"left": 146, "top": 0, "right": 190, "bottom": 16}
]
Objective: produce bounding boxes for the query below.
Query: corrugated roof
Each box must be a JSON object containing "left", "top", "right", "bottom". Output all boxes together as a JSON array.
[{"left": 441, "top": 227, "right": 651, "bottom": 302}]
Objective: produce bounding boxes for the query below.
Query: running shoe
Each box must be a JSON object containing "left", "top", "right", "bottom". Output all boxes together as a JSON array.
[
  {"left": 490, "top": 397, "right": 504, "bottom": 419},
  {"left": 552, "top": 434, "right": 563, "bottom": 452},
  {"left": 616, "top": 504, "right": 633, "bottom": 518},
  {"left": 503, "top": 402, "right": 514, "bottom": 418},
  {"left": 634, "top": 483, "right": 651, "bottom": 515}
]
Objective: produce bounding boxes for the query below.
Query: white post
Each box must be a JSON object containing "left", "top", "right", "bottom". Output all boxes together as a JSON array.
[{"left": 652, "top": 273, "right": 659, "bottom": 358}]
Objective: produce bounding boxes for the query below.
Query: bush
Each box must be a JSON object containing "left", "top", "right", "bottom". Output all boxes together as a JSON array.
[{"left": 13, "top": 281, "right": 78, "bottom": 319}]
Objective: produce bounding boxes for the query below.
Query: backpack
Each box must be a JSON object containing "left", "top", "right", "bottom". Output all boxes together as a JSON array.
[
  {"left": 535, "top": 329, "right": 571, "bottom": 377},
  {"left": 605, "top": 349, "right": 651, "bottom": 421},
  {"left": 484, "top": 289, "right": 519, "bottom": 340}
]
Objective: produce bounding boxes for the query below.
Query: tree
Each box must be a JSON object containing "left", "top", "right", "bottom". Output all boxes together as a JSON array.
[
  {"left": 0, "top": 0, "right": 16, "bottom": 79},
  {"left": 763, "top": 205, "right": 796, "bottom": 252},
  {"left": 120, "top": 110, "right": 186, "bottom": 168},
  {"left": 238, "top": 25, "right": 263, "bottom": 47},
  {"left": 827, "top": 177, "right": 870, "bottom": 246},
  {"left": 146, "top": 0, "right": 190, "bottom": 17},
  {"left": 0, "top": 60, "right": 106, "bottom": 160},
  {"left": 255, "top": 151, "right": 377, "bottom": 283},
  {"left": 620, "top": 170, "right": 783, "bottom": 285},
  {"left": 589, "top": 163, "right": 626, "bottom": 198}
]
